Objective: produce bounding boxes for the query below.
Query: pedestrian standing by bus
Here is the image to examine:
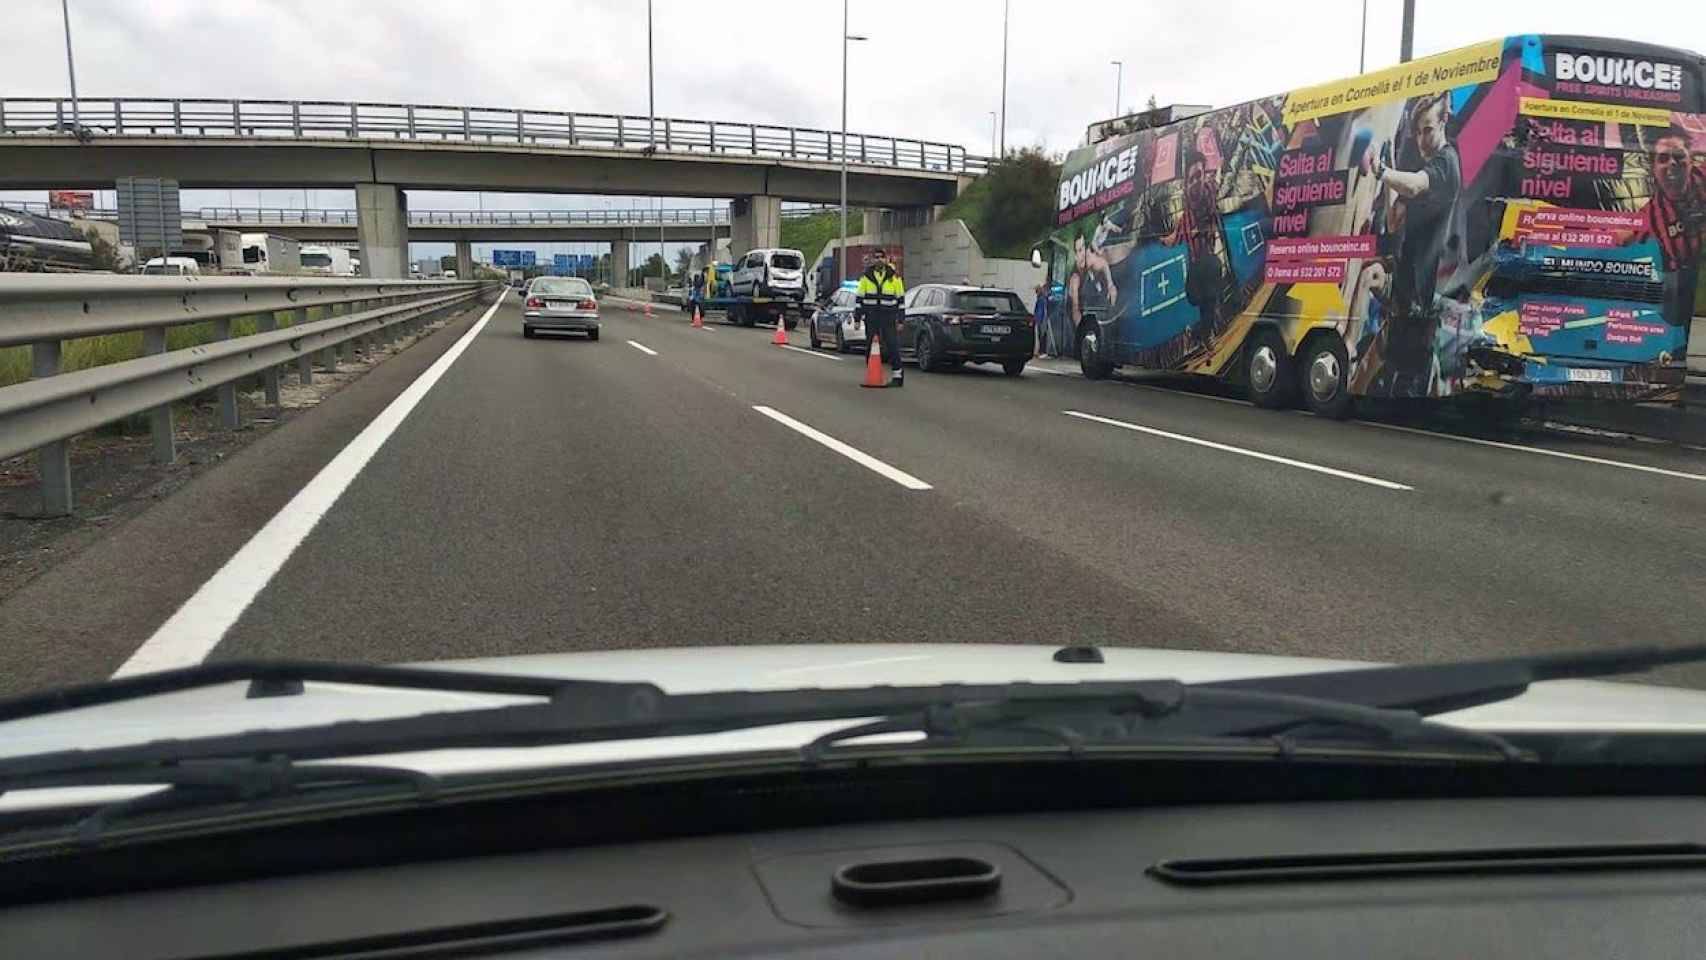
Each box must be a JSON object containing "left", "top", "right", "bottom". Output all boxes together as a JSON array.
[{"left": 855, "top": 248, "right": 907, "bottom": 387}]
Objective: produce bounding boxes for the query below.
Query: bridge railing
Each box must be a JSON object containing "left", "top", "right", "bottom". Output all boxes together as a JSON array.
[
  {"left": 0, "top": 275, "right": 493, "bottom": 515},
  {"left": 6, "top": 202, "right": 839, "bottom": 228},
  {"left": 0, "top": 98, "right": 990, "bottom": 174}
]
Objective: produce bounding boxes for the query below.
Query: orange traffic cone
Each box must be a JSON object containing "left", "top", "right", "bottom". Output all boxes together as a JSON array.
[
  {"left": 691, "top": 304, "right": 704, "bottom": 328},
  {"left": 860, "top": 336, "right": 887, "bottom": 388},
  {"left": 771, "top": 314, "right": 789, "bottom": 346}
]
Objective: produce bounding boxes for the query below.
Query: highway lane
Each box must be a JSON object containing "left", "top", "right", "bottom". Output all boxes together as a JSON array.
[
  {"left": 6, "top": 293, "right": 1704, "bottom": 692},
  {"left": 612, "top": 305, "right": 1706, "bottom": 677}
]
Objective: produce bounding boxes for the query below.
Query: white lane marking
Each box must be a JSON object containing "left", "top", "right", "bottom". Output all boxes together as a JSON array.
[
  {"left": 781, "top": 343, "right": 844, "bottom": 361},
  {"left": 1064, "top": 410, "right": 1412, "bottom": 491},
  {"left": 115, "top": 291, "right": 512, "bottom": 677},
  {"left": 626, "top": 339, "right": 658, "bottom": 356},
  {"left": 1361, "top": 420, "right": 1706, "bottom": 483},
  {"left": 1028, "top": 365, "right": 1078, "bottom": 377},
  {"left": 752, "top": 405, "right": 932, "bottom": 490}
]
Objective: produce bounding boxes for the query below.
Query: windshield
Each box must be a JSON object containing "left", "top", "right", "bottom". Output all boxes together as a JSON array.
[
  {"left": 2, "top": 16, "right": 1706, "bottom": 847},
  {"left": 952, "top": 291, "right": 1024, "bottom": 313},
  {"left": 531, "top": 278, "right": 593, "bottom": 297}
]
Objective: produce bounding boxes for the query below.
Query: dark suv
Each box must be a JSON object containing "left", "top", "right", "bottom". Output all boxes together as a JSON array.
[{"left": 902, "top": 285, "right": 1034, "bottom": 376}]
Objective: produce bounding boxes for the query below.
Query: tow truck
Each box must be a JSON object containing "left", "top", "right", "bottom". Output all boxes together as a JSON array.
[{"left": 690, "top": 262, "right": 808, "bottom": 330}]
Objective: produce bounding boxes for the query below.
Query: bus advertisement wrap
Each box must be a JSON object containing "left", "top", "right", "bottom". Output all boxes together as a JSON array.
[{"left": 1042, "top": 34, "right": 1705, "bottom": 401}]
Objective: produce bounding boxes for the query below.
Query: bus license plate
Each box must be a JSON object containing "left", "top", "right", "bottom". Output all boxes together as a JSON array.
[
  {"left": 981, "top": 324, "right": 1012, "bottom": 335},
  {"left": 1566, "top": 368, "right": 1613, "bottom": 383}
]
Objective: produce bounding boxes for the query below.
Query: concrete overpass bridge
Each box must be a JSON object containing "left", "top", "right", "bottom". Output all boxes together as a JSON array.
[{"left": 0, "top": 98, "right": 980, "bottom": 276}]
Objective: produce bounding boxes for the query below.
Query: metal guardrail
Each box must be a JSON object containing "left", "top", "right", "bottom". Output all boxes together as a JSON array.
[
  {"left": 9, "top": 203, "right": 840, "bottom": 228},
  {"left": 0, "top": 98, "right": 989, "bottom": 174},
  {"left": 0, "top": 275, "right": 492, "bottom": 514}
]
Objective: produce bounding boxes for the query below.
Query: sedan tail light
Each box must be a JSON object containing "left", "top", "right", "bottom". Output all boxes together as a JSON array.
[
  {"left": 578, "top": 299, "right": 597, "bottom": 311},
  {"left": 525, "top": 296, "right": 544, "bottom": 309}
]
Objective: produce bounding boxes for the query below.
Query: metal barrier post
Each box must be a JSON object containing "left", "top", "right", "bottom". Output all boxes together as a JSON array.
[
  {"left": 258, "top": 311, "right": 282, "bottom": 404},
  {"left": 31, "top": 341, "right": 73, "bottom": 516},
  {"left": 142, "top": 328, "right": 175, "bottom": 464},
  {"left": 213, "top": 318, "right": 240, "bottom": 428}
]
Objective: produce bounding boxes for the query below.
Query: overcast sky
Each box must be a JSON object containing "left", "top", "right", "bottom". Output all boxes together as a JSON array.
[{"left": 5, "top": 0, "right": 1703, "bottom": 261}]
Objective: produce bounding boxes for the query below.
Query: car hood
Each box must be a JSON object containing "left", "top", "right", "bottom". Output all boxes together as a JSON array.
[{"left": 5, "top": 644, "right": 1705, "bottom": 810}]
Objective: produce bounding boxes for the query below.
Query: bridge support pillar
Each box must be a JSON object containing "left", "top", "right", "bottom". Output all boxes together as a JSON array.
[
  {"left": 611, "top": 239, "right": 631, "bottom": 286},
  {"left": 356, "top": 183, "right": 410, "bottom": 279},
  {"left": 454, "top": 237, "right": 474, "bottom": 280},
  {"left": 730, "top": 195, "right": 781, "bottom": 256}
]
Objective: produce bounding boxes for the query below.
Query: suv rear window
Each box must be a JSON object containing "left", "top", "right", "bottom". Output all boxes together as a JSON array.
[
  {"left": 951, "top": 291, "right": 1024, "bottom": 313},
  {"left": 769, "top": 253, "right": 803, "bottom": 270}
]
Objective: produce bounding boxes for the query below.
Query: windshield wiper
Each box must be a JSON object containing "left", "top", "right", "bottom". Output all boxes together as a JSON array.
[
  {"left": 43, "top": 757, "right": 441, "bottom": 847},
  {"left": 3, "top": 644, "right": 1702, "bottom": 800},
  {"left": 0, "top": 658, "right": 636, "bottom": 723},
  {"left": 799, "top": 685, "right": 1527, "bottom": 763},
  {"left": 1199, "top": 643, "right": 1706, "bottom": 718}
]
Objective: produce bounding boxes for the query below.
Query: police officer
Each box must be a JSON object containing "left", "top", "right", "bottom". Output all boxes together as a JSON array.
[{"left": 855, "top": 248, "right": 906, "bottom": 387}]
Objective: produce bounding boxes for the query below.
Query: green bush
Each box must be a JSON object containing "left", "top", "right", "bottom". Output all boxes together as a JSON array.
[{"left": 942, "top": 147, "right": 1062, "bottom": 259}]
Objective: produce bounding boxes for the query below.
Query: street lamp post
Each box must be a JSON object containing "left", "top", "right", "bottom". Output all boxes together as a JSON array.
[
  {"left": 1111, "top": 60, "right": 1124, "bottom": 117},
  {"left": 59, "top": 0, "right": 80, "bottom": 130},
  {"left": 839, "top": 0, "right": 869, "bottom": 290},
  {"left": 998, "top": 0, "right": 1009, "bottom": 157},
  {"left": 1400, "top": 0, "right": 1416, "bottom": 62},
  {"left": 647, "top": 0, "right": 656, "bottom": 149},
  {"left": 1359, "top": 0, "right": 1369, "bottom": 72},
  {"left": 988, "top": 112, "right": 997, "bottom": 158}
]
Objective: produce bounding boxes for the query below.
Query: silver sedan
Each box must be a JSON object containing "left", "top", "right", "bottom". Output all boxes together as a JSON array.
[{"left": 523, "top": 277, "right": 600, "bottom": 340}]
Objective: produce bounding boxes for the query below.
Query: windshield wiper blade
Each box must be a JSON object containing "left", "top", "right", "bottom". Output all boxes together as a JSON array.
[
  {"left": 0, "top": 674, "right": 1526, "bottom": 795},
  {"left": 1201, "top": 643, "right": 1706, "bottom": 718},
  {"left": 0, "top": 658, "right": 649, "bottom": 724},
  {"left": 800, "top": 685, "right": 1528, "bottom": 763},
  {"left": 20, "top": 757, "right": 441, "bottom": 847}
]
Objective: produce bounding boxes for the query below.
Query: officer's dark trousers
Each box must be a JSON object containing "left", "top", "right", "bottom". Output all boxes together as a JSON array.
[{"left": 866, "top": 309, "right": 901, "bottom": 371}]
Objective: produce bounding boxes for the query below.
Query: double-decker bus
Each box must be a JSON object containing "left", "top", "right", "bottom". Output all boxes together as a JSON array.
[{"left": 1036, "top": 35, "right": 1704, "bottom": 417}]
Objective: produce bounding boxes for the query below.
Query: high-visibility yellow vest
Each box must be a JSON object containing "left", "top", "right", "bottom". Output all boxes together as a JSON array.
[{"left": 856, "top": 267, "right": 905, "bottom": 309}]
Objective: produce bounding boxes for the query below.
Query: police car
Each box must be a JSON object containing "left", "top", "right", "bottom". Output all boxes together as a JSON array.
[{"left": 807, "top": 281, "right": 868, "bottom": 353}]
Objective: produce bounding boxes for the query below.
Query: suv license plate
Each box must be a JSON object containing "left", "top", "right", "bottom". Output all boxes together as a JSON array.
[
  {"left": 982, "top": 324, "right": 1012, "bottom": 335},
  {"left": 1566, "top": 368, "right": 1613, "bottom": 383}
]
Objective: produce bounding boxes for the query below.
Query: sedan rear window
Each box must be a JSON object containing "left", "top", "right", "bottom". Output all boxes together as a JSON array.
[
  {"left": 951, "top": 291, "right": 1024, "bottom": 313},
  {"left": 769, "top": 253, "right": 803, "bottom": 270},
  {"left": 532, "top": 278, "right": 593, "bottom": 296}
]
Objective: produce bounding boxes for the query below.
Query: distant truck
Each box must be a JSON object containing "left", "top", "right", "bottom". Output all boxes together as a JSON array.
[
  {"left": 239, "top": 233, "right": 301, "bottom": 275},
  {"left": 299, "top": 244, "right": 354, "bottom": 276}
]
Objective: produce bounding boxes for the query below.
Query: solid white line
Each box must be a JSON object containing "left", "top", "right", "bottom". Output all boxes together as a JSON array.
[
  {"left": 780, "top": 344, "right": 843, "bottom": 361},
  {"left": 114, "top": 291, "right": 512, "bottom": 677},
  {"left": 626, "top": 339, "right": 658, "bottom": 356},
  {"left": 1028, "top": 365, "right": 1078, "bottom": 377},
  {"left": 1064, "top": 410, "right": 1412, "bottom": 491},
  {"left": 1360, "top": 420, "right": 1706, "bottom": 483},
  {"left": 752, "top": 405, "right": 932, "bottom": 490}
]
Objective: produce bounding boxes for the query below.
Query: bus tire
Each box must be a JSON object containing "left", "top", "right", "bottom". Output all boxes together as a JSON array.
[
  {"left": 1245, "top": 328, "right": 1296, "bottom": 409},
  {"left": 1296, "top": 335, "right": 1352, "bottom": 419},
  {"left": 1078, "top": 320, "right": 1114, "bottom": 380}
]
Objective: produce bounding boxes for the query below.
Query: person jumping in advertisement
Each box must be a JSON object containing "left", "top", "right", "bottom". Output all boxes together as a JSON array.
[
  {"left": 1169, "top": 144, "right": 1228, "bottom": 350},
  {"left": 1362, "top": 92, "right": 1462, "bottom": 396},
  {"left": 1068, "top": 225, "right": 1118, "bottom": 343},
  {"left": 1641, "top": 125, "right": 1705, "bottom": 347}
]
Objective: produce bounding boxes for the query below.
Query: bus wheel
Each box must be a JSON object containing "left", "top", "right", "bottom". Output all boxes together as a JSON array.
[
  {"left": 1079, "top": 321, "right": 1114, "bottom": 380},
  {"left": 1245, "top": 329, "right": 1296, "bottom": 409},
  {"left": 1296, "top": 336, "right": 1352, "bottom": 419}
]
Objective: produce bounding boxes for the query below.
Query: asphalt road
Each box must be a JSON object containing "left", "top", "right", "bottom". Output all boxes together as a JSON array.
[{"left": 5, "top": 293, "right": 1706, "bottom": 694}]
